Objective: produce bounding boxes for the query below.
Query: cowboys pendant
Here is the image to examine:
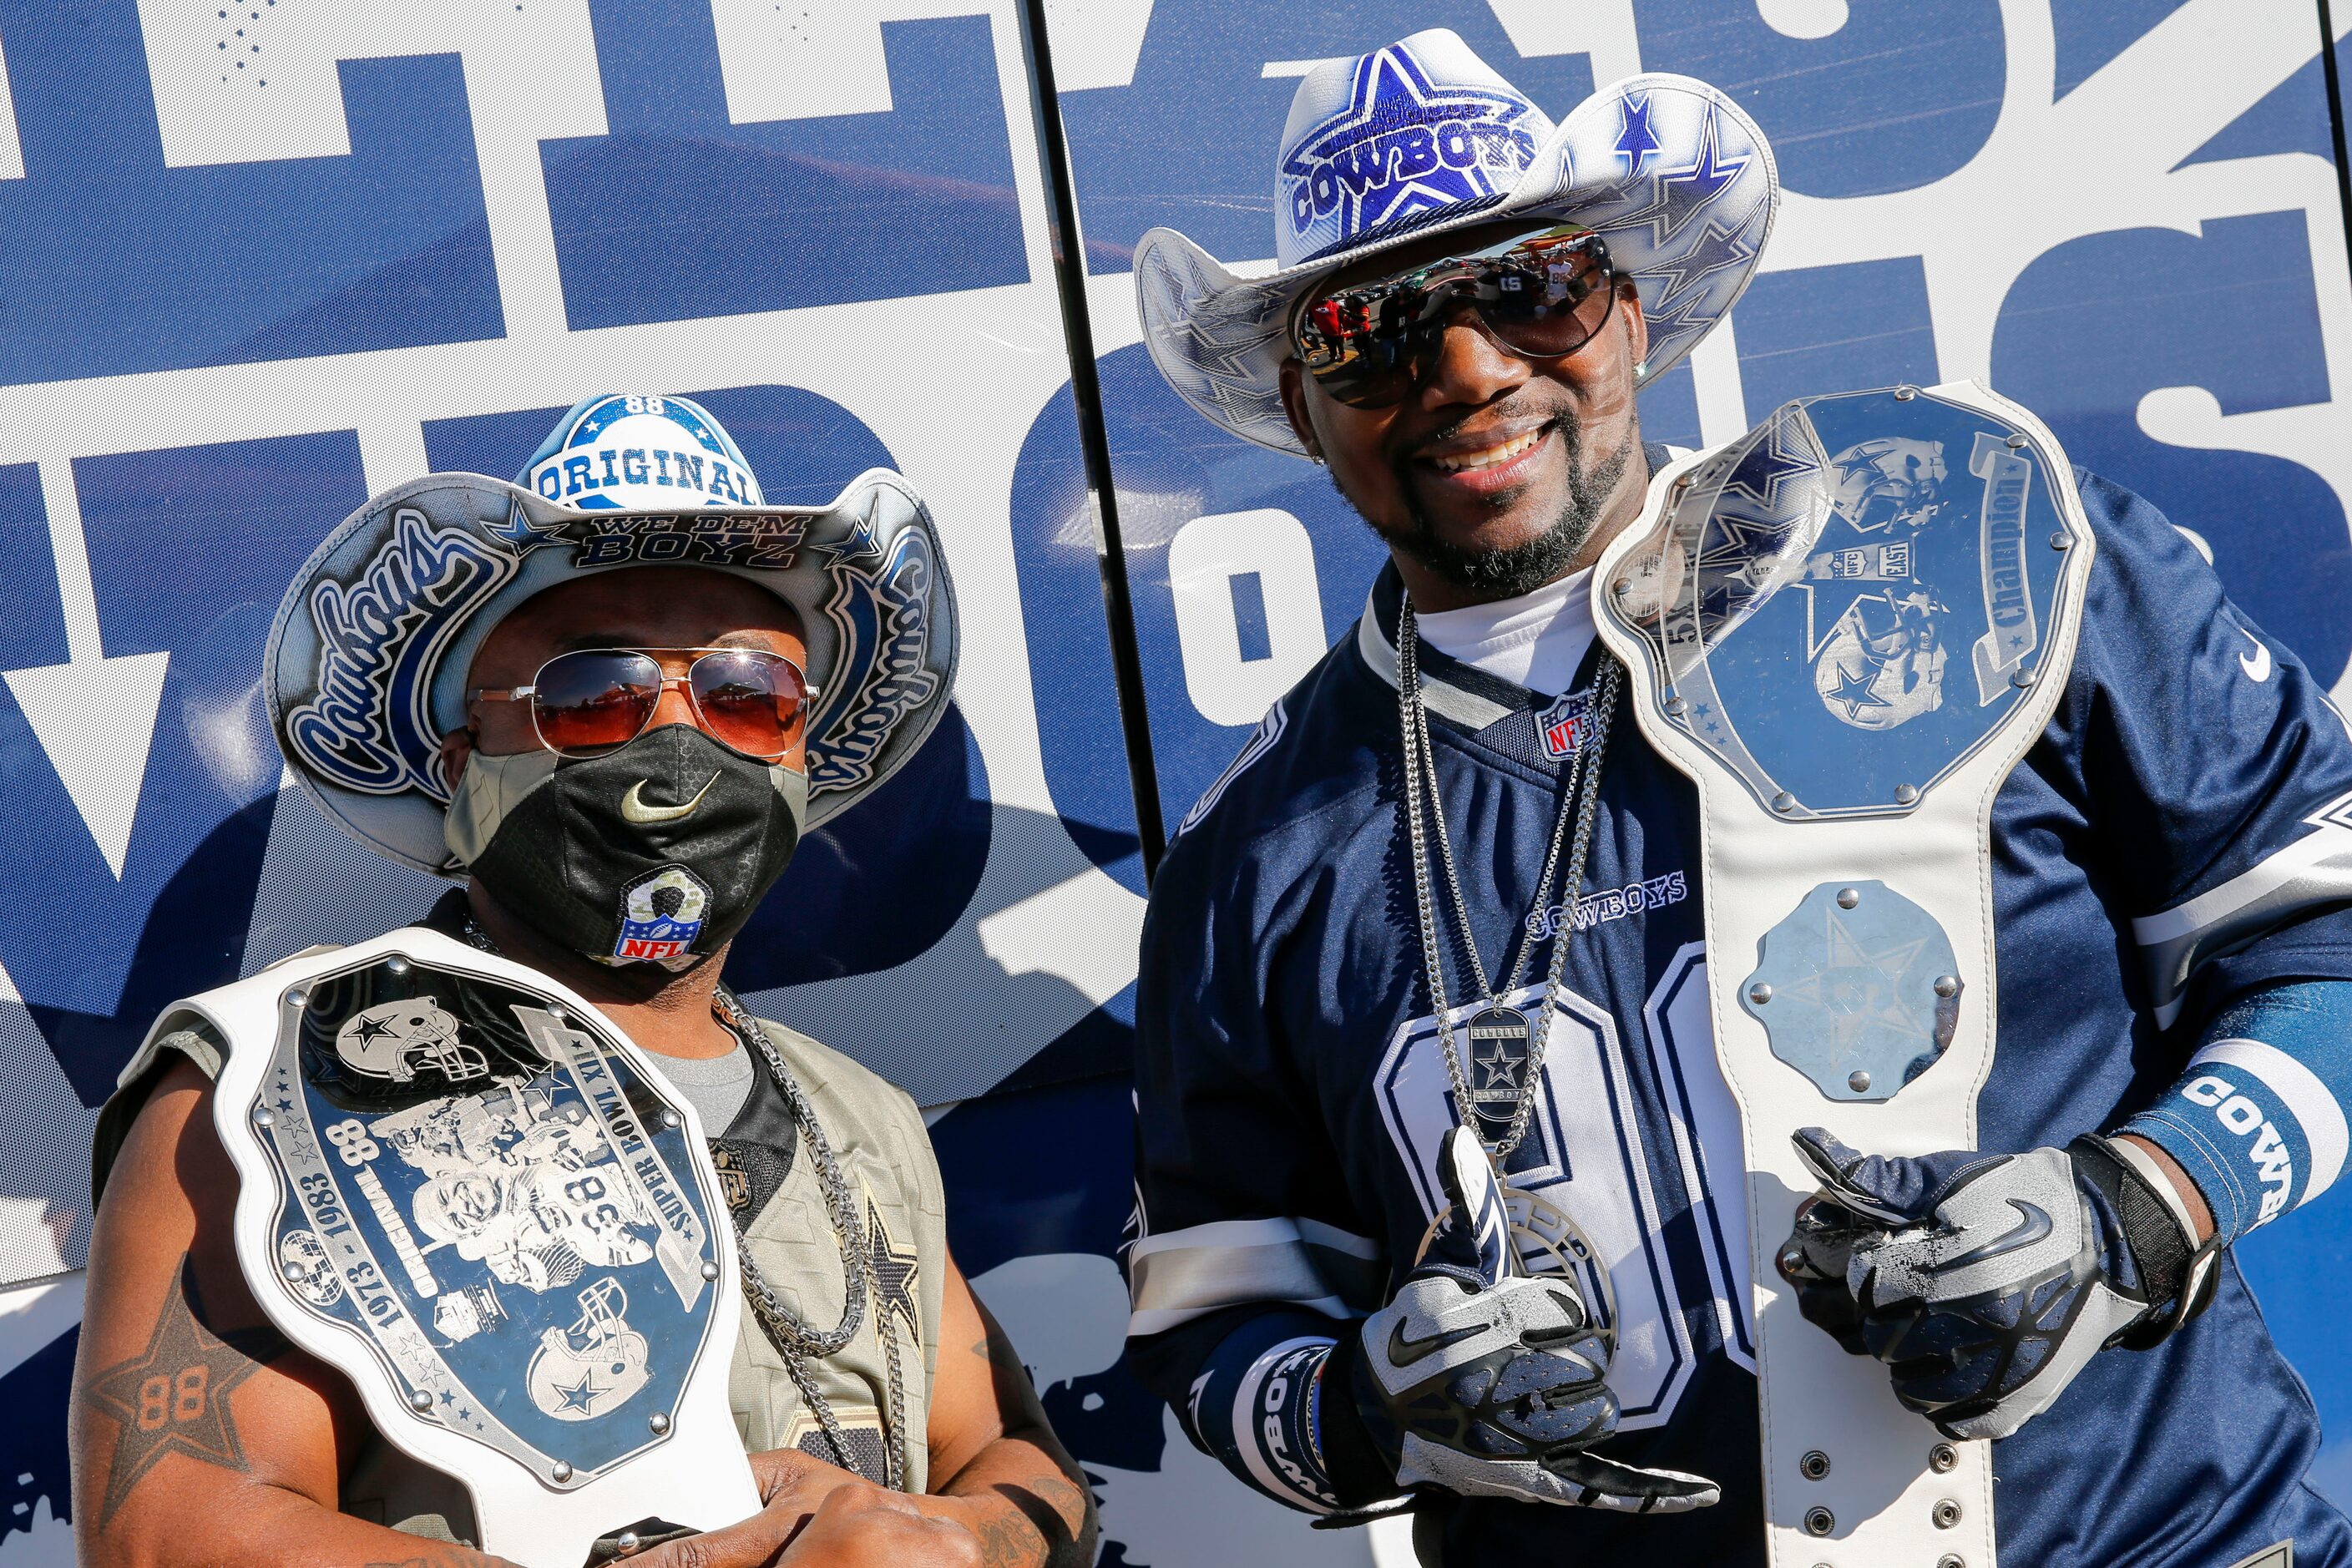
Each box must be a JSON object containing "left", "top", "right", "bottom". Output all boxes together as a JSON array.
[{"left": 1460, "top": 1005, "right": 1535, "bottom": 1135}]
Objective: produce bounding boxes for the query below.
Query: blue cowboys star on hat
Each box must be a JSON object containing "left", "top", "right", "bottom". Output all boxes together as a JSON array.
[
  {"left": 1279, "top": 39, "right": 1537, "bottom": 262},
  {"left": 1135, "top": 28, "right": 1780, "bottom": 457}
]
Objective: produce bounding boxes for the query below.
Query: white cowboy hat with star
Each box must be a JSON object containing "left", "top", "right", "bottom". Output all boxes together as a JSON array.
[{"left": 1135, "top": 28, "right": 1779, "bottom": 455}]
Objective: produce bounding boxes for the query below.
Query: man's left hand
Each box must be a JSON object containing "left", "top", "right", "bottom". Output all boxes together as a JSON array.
[
  {"left": 777, "top": 1486, "right": 983, "bottom": 1567},
  {"left": 1779, "top": 1129, "right": 2183, "bottom": 1440}
]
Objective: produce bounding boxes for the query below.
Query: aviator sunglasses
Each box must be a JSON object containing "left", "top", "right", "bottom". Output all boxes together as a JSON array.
[
  {"left": 469, "top": 647, "right": 817, "bottom": 761},
  {"left": 1292, "top": 225, "right": 1618, "bottom": 410}
]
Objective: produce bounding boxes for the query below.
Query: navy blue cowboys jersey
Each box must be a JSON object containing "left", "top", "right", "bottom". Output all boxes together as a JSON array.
[{"left": 1126, "top": 466, "right": 2352, "bottom": 1566}]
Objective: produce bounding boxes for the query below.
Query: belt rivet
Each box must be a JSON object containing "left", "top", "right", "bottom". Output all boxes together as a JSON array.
[
  {"left": 1894, "top": 385, "right": 1920, "bottom": 401},
  {"left": 1664, "top": 695, "right": 1688, "bottom": 716},
  {"left": 386, "top": 956, "right": 411, "bottom": 977},
  {"left": 1749, "top": 983, "right": 1773, "bottom": 1005},
  {"left": 551, "top": 1461, "right": 574, "bottom": 1483},
  {"left": 1930, "top": 1442, "right": 1959, "bottom": 1472},
  {"left": 1836, "top": 887, "right": 1859, "bottom": 909},
  {"left": 2051, "top": 531, "right": 2072, "bottom": 551},
  {"left": 1799, "top": 1449, "right": 1831, "bottom": 1480},
  {"left": 2006, "top": 433, "right": 2027, "bottom": 449},
  {"left": 408, "top": 1389, "right": 432, "bottom": 1413},
  {"left": 1894, "top": 782, "right": 1920, "bottom": 806},
  {"left": 1772, "top": 791, "right": 1798, "bottom": 813},
  {"left": 649, "top": 1412, "right": 671, "bottom": 1435},
  {"left": 1848, "top": 1070, "right": 1873, "bottom": 1094},
  {"left": 1805, "top": 1505, "right": 1835, "bottom": 1535},
  {"left": 1933, "top": 975, "right": 1961, "bottom": 999},
  {"left": 1934, "top": 1498, "right": 1963, "bottom": 1529}
]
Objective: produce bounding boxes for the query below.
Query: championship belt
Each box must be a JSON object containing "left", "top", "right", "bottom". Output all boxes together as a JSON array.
[
  {"left": 1591, "top": 381, "right": 2095, "bottom": 1567},
  {"left": 172, "top": 925, "right": 760, "bottom": 1565}
]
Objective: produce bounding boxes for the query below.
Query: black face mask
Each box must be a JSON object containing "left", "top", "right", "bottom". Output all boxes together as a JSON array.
[{"left": 449, "top": 725, "right": 806, "bottom": 969}]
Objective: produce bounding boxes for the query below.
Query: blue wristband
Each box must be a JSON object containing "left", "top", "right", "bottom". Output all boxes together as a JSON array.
[{"left": 2119, "top": 981, "right": 2352, "bottom": 1244}]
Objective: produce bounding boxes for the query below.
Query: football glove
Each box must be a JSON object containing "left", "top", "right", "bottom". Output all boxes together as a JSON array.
[
  {"left": 1783, "top": 1128, "right": 2206, "bottom": 1441},
  {"left": 1326, "top": 1127, "right": 1719, "bottom": 1514}
]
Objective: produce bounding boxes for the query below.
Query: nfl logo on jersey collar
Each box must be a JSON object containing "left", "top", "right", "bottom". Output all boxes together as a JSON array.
[
  {"left": 1135, "top": 28, "right": 1779, "bottom": 455},
  {"left": 1539, "top": 689, "right": 1593, "bottom": 759}
]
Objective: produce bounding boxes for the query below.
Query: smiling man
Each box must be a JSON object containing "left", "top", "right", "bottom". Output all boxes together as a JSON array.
[
  {"left": 1124, "top": 29, "right": 2352, "bottom": 1568},
  {"left": 71, "top": 396, "right": 1095, "bottom": 1568}
]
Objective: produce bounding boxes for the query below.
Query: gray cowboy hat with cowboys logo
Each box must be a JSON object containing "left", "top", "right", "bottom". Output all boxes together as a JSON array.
[
  {"left": 265, "top": 392, "right": 958, "bottom": 877},
  {"left": 1136, "top": 28, "right": 1779, "bottom": 456}
]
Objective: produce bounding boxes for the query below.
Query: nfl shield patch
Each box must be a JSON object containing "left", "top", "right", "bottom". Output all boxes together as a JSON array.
[{"left": 1540, "top": 690, "right": 1593, "bottom": 759}]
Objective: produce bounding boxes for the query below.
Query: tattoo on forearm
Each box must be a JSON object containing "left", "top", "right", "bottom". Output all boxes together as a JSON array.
[
  {"left": 971, "top": 1502, "right": 1045, "bottom": 1568},
  {"left": 82, "top": 1258, "right": 290, "bottom": 1524},
  {"left": 970, "top": 1477, "right": 1095, "bottom": 1568}
]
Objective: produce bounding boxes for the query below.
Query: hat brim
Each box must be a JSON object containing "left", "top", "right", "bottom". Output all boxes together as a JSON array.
[
  {"left": 265, "top": 468, "right": 959, "bottom": 876},
  {"left": 1136, "top": 73, "right": 1780, "bottom": 456}
]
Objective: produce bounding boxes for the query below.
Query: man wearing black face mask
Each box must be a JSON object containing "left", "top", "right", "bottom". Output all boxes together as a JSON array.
[{"left": 71, "top": 395, "right": 1096, "bottom": 1568}]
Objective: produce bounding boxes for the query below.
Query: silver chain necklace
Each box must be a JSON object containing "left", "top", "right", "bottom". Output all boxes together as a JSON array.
[
  {"left": 457, "top": 916, "right": 908, "bottom": 1489},
  {"left": 1396, "top": 597, "right": 1622, "bottom": 1160}
]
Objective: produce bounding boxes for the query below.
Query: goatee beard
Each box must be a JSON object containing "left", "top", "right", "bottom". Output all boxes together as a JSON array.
[{"left": 1361, "top": 417, "right": 1635, "bottom": 602}]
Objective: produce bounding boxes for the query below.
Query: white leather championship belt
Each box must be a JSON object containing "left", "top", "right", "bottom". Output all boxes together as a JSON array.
[
  {"left": 168, "top": 925, "right": 759, "bottom": 1566},
  {"left": 1592, "top": 381, "right": 2095, "bottom": 1567}
]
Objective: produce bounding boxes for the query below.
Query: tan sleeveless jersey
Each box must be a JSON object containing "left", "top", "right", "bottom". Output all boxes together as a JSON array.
[{"left": 94, "top": 986, "right": 948, "bottom": 1546}]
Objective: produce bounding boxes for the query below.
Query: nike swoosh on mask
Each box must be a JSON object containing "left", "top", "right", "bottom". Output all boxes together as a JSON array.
[{"left": 620, "top": 773, "right": 720, "bottom": 825}]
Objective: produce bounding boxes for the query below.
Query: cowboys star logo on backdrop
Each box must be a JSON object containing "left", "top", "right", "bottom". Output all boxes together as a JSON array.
[
  {"left": 1134, "top": 28, "right": 1778, "bottom": 457},
  {"left": 266, "top": 392, "right": 960, "bottom": 878}
]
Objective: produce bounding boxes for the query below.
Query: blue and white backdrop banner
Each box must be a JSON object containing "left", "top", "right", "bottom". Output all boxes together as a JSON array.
[{"left": 0, "top": 3, "right": 2345, "bottom": 1566}]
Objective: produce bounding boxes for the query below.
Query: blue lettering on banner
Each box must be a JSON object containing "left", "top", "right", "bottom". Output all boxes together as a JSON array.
[
  {"left": 1991, "top": 210, "right": 2352, "bottom": 682},
  {"left": 543, "top": 13, "right": 1022, "bottom": 328},
  {"left": 0, "top": 18, "right": 499, "bottom": 387}
]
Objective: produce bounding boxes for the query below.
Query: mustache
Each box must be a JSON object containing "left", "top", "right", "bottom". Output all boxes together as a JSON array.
[{"left": 1392, "top": 394, "right": 1576, "bottom": 464}]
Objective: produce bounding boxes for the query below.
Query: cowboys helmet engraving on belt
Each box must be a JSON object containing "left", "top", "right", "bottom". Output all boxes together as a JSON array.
[
  {"left": 528, "top": 1277, "right": 654, "bottom": 1422},
  {"left": 334, "top": 998, "right": 490, "bottom": 1084}
]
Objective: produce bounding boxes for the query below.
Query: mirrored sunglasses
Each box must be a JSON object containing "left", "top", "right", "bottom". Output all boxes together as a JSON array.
[
  {"left": 470, "top": 647, "right": 816, "bottom": 761},
  {"left": 1293, "top": 225, "right": 1618, "bottom": 409}
]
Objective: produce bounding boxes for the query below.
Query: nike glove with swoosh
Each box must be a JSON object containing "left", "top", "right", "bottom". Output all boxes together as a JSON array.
[
  {"left": 1318, "top": 1128, "right": 1720, "bottom": 1515},
  {"left": 1782, "top": 1128, "right": 2202, "bottom": 1440}
]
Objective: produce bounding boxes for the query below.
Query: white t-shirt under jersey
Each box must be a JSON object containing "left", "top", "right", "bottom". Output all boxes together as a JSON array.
[{"left": 1411, "top": 566, "right": 1596, "bottom": 697}]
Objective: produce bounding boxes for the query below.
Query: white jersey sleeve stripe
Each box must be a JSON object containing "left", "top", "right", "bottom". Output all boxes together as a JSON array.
[
  {"left": 2133, "top": 793, "right": 2352, "bottom": 1028},
  {"left": 1128, "top": 1216, "right": 1386, "bottom": 1337}
]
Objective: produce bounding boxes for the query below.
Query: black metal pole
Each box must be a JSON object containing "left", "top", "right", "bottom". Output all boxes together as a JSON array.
[
  {"left": 2317, "top": 0, "right": 2352, "bottom": 298},
  {"left": 1011, "top": 0, "right": 1171, "bottom": 882}
]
